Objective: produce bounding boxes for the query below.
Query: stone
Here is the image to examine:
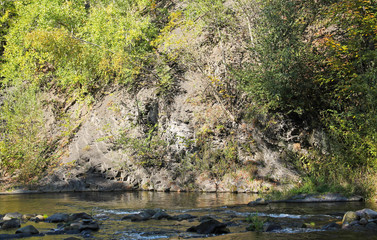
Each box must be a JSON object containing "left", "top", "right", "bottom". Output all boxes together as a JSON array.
[
  {"left": 79, "top": 221, "right": 100, "bottom": 231},
  {"left": 199, "top": 216, "right": 215, "bottom": 222},
  {"left": 151, "top": 211, "right": 172, "bottom": 220},
  {"left": 46, "top": 213, "right": 69, "bottom": 223},
  {"left": 356, "top": 209, "right": 377, "bottom": 220},
  {"left": 1, "top": 219, "right": 21, "bottom": 229},
  {"left": 247, "top": 198, "right": 268, "bottom": 206},
  {"left": 22, "top": 214, "right": 36, "bottom": 221},
  {"left": 263, "top": 222, "right": 282, "bottom": 232},
  {"left": 30, "top": 215, "right": 45, "bottom": 222},
  {"left": 69, "top": 213, "right": 92, "bottom": 221},
  {"left": 187, "top": 219, "right": 230, "bottom": 234},
  {"left": 342, "top": 211, "right": 358, "bottom": 224},
  {"left": 15, "top": 225, "right": 39, "bottom": 234},
  {"left": 322, "top": 222, "right": 341, "bottom": 230},
  {"left": 359, "top": 218, "right": 368, "bottom": 225},
  {"left": 172, "top": 214, "right": 196, "bottom": 221},
  {"left": 3, "top": 212, "right": 22, "bottom": 221},
  {"left": 122, "top": 210, "right": 156, "bottom": 222},
  {"left": 365, "top": 222, "right": 377, "bottom": 231}
]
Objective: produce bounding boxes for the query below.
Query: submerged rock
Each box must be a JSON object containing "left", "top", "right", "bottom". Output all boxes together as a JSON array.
[
  {"left": 172, "top": 214, "right": 196, "bottom": 221},
  {"left": 122, "top": 210, "right": 157, "bottom": 222},
  {"left": 46, "top": 213, "right": 69, "bottom": 223},
  {"left": 21, "top": 214, "right": 36, "bottom": 221},
  {"left": 15, "top": 225, "right": 39, "bottom": 234},
  {"left": 0, "top": 219, "right": 21, "bottom": 229},
  {"left": 69, "top": 212, "right": 92, "bottom": 222},
  {"left": 187, "top": 219, "right": 230, "bottom": 234},
  {"left": 3, "top": 212, "right": 22, "bottom": 221},
  {"left": 322, "top": 222, "right": 341, "bottom": 230},
  {"left": 247, "top": 198, "right": 268, "bottom": 206},
  {"left": 263, "top": 222, "right": 282, "bottom": 232},
  {"left": 151, "top": 211, "right": 172, "bottom": 220}
]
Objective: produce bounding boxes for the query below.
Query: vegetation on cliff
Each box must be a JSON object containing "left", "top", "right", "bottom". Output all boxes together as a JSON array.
[{"left": 0, "top": 0, "right": 376, "bottom": 197}]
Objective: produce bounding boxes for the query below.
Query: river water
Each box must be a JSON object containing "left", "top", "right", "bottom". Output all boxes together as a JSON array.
[{"left": 1, "top": 192, "right": 377, "bottom": 239}]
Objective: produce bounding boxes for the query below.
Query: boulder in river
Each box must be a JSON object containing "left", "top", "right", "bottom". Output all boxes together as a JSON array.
[
  {"left": 69, "top": 212, "right": 92, "bottom": 222},
  {"left": 322, "top": 222, "right": 341, "bottom": 230},
  {"left": 122, "top": 210, "right": 157, "bottom": 222},
  {"left": 263, "top": 222, "right": 282, "bottom": 232},
  {"left": 187, "top": 219, "right": 230, "bottom": 234},
  {"left": 356, "top": 209, "right": 377, "bottom": 220},
  {"left": 22, "top": 214, "right": 36, "bottom": 221},
  {"left": 46, "top": 213, "right": 69, "bottom": 223},
  {"left": 365, "top": 222, "right": 377, "bottom": 231},
  {"left": 171, "top": 214, "right": 196, "bottom": 221},
  {"left": 247, "top": 198, "right": 268, "bottom": 206},
  {"left": 0, "top": 219, "right": 21, "bottom": 229},
  {"left": 15, "top": 225, "right": 39, "bottom": 234},
  {"left": 342, "top": 211, "right": 358, "bottom": 224},
  {"left": 3, "top": 212, "right": 22, "bottom": 221},
  {"left": 151, "top": 211, "right": 172, "bottom": 220}
]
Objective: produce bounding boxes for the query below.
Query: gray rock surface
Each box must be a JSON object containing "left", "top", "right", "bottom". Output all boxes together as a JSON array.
[
  {"left": 3, "top": 212, "right": 22, "bottom": 221},
  {"left": 187, "top": 219, "right": 230, "bottom": 234},
  {"left": 0, "top": 219, "right": 21, "bottom": 229},
  {"left": 46, "top": 213, "right": 69, "bottom": 223},
  {"left": 15, "top": 225, "right": 39, "bottom": 234}
]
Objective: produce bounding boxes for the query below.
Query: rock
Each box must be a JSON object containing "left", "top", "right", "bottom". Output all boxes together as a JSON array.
[
  {"left": 322, "top": 222, "right": 341, "bottom": 230},
  {"left": 349, "top": 224, "right": 365, "bottom": 231},
  {"left": 122, "top": 210, "right": 156, "bottom": 222},
  {"left": 247, "top": 198, "right": 268, "bottom": 206},
  {"left": 187, "top": 219, "right": 230, "bottom": 234},
  {"left": 151, "top": 211, "right": 172, "bottom": 220},
  {"left": 275, "top": 193, "right": 363, "bottom": 203},
  {"left": 64, "top": 237, "right": 82, "bottom": 240},
  {"left": 366, "top": 222, "right": 377, "bottom": 231},
  {"left": 0, "top": 214, "right": 3, "bottom": 220},
  {"left": 69, "top": 213, "right": 92, "bottom": 222},
  {"left": 356, "top": 209, "right": 377, "bottom": 220},
  {"left": 30, "top": 215, "right": 45, "bottom": 222},
  {"left": 360, "top": 218, "right": 368, "bottom": 225},
  {"left": 199, "top": 216, "right": 215, "bottom": 222},
  {"left": 46, "top": 213, "right": 69, "bottom": 223},
  {"left": 172, "top": 214, "right": 196, "bottom": 221},
  {"left": 342, "top": 211, "right": 358, "bottom": 224},
  {"left": 1, "top": 219, "right": 21, "bottom": 229},
  {"left": 15, "top": 225, "right": 39, "bottom": 234},
  {"left": 3, "top": 212, "right": 22, "bottom": 220},
  {"left": 22, "top": 214, "right": 36, "bottom": 221},
  {"left": 79, "top": 221, "right": 100, "bottom": 231},
  {"left": 263, "top": 222, "right": 282, "bottom": 232}
]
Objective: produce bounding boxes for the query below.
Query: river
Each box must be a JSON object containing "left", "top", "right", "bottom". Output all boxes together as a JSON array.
[{"left": 1, "top": 192, "right": 376, "bottom": 239}]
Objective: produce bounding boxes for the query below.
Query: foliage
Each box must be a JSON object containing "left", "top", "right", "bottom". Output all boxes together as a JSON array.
[
  {"left": 0, "top": 84, "right": 52, "bottom": 181},
  {"left": 246, "top": 213, "right": 265, "bottom": 232},
  {"left": 115, "top": 124, "right": 169, "bottom": 168},
  {"left": 1, "top": 0, "right": 159, "bottom": 94},
  {"left": 237, "top": 0, "right": 324, "bottom": 116}
]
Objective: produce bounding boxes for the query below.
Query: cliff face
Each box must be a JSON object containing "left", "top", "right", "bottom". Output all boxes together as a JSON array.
[
  {"left": 38, "top": 67, "right": 325, "bottom": 193},
  {"left": 0, "top": 0, "right": 329, "bottom": 193},
  {"left": 32, "top": 0, "right": 332, "bottom": 193}
]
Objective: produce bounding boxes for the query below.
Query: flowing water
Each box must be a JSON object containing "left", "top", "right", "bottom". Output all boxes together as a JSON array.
[{"left": 1, "top": 191, "right": 377, "bottom": 239}]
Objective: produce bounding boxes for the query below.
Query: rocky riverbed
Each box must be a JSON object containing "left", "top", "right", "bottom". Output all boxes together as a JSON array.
[{"left": 0, "top": 192, "right": 377, "bottom": 239}]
